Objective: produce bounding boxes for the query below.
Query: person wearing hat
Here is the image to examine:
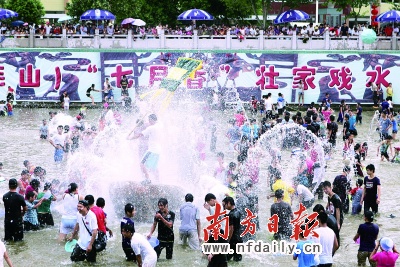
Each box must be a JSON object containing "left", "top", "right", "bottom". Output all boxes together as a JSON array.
[
  {"left": 332, "top": 166, "right": 352, "bottom": 214},
  {"left": 179, "top": 193, "right": 201, "bottom": 250},
  {"left": 3, "top": 179, "right": 27, "bottom": 241},
  {"left": 69, "top": 199, "right": 98, "bottom": 263},
  {"left": 37, "top": 182, "right": 57, "bottom": 227},
  {"left": 353, "top": 211, "right": 379, "bottom": 266},
  {"left": 270, "top": 189, "right": 294, "bottom": 241},
  {"left": 370, "top": 237, "right": 399, "bottom": 266},
  {"left": 147, "top": 198, "right": 175, "bottom": 260},
  {"left": 122, "top": 224, "right": 157, "bottom": 267}
]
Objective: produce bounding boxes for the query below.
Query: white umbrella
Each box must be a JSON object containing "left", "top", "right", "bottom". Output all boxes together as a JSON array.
[
  {"left": 58, "top": 15, "right": 72, "bottom": 23},
  {"left": 132, "top": 19, "right": 146, "bottom": 26}
]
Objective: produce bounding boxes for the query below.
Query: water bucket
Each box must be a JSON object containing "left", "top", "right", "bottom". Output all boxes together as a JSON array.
[
  {"left": 147, "top": 236, "right": 159, "bottom": 248},
  {"left": 65, "top": 239, "right": 77, "bottom": 252}
]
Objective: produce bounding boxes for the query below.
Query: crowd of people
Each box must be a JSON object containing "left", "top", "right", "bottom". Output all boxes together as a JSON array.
[
  {"left": 1, "top": 74, "right": 400, "bottom": 267},
  {"left": 207, "top": 85, "right": 400, "bottom": 266},
  {"left": 1, "top": 20, "right": 398, "bottom": 39}
]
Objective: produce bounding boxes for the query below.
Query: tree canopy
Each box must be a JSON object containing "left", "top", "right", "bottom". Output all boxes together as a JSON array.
[{"left": 5, "top": 0, "right": 45, "bottom": 25}]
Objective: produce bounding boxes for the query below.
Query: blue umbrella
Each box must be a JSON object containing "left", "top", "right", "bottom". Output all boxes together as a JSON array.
[
  {"left": 11, "top": 20, "right": 24, "bottom": 27},
  {"left": 0, "top": 8, "right": 18, "bottom": 20},
  {"left": 177, "top": 9, "right": 213, "bottom": 20},
  {"left": 375, "top": 10, "right": 400, "bottom": 22},
  {"left": 274, "top": 9, "right": 310, "bottom": 24},
  {"left": 80, "top": 9, "right": 115, "bottom": 20}
]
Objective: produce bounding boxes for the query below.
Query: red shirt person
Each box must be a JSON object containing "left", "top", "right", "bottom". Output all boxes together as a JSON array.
[
  {"left": 84, "top": 195, "right": 106, "bottom": 234},
  {"left": 385, "top": 25, "right": 393, "bottom": 37}
]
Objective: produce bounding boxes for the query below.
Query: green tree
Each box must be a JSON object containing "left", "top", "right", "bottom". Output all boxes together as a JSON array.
[
  {"left": 220, "top": 0, "right": 254, "bottom": 23},
  {"left": 328, "top": 0, "right": 371, "bottom": 24},
  {"left": 278, "top": 0, "right": 315, "bottom": 12},
  {"left": 5, "top": 0, "right": 44, "bottom": 24},
  {"left": 66, "top": 0, "right": 111, "bottom": 21},
  {"left": 247, "top": 0, "right": 272, "bottom": 28}
]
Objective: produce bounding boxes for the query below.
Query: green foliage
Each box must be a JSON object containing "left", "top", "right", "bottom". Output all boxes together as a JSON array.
[
  {"left": 5, "top": 0, "right": 45, "bottom": 25},
  {"left": 280, "top": 0, "right": 315, "bottom": 11},
  {"left": 329, "top": 0, "right": 370, "bottom": 24},
  {"left": 220, "top": 0, "right": 254, "bottom": 22},
  {"left": 391, "top": 3, "right": 400, "bottom": 10}
]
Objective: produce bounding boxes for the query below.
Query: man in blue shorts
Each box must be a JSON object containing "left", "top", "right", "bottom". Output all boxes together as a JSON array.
[
  {"left": 128, "top": 114, "right": 161, "bottom": 184},
  {"left": 49, "top": 125, "right": 66, "bottom": 162}
]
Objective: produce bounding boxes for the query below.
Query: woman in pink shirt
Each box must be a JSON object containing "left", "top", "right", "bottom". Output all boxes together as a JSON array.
[
  {"left": 321, "top": 106, "right": 333, "bottom": 123},
  {"left": 370, "top": 237, "right": 399, "bottom": 267},
  {"left": 234, "top": 110, "right": 246, "bottom": 127}
]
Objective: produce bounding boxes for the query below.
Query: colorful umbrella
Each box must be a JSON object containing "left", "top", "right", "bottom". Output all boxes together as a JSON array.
[
  {"left": 177, "top": 9, "right": 213, "bottom": 20},
  {"left": 0, "top": 9, "right": 18, "bottom": 20},
  {"left": 274, "top": 10, "right": 310, "bottom": 24},
  {"left": 121, "top": 18, "right": 134, "bottom": 25},
  {"left": 80, "top": 9, "right": 115, "bottom": 20}
]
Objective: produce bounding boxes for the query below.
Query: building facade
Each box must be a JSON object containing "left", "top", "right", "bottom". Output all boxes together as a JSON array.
[{"left": 41, "top": 0, "right": 69, "bottom": 21}]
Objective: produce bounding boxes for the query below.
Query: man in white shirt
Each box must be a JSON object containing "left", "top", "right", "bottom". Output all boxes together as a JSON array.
[
  {"left": 264, "top": 93, "right": 274, "bottom": 119},
  {"left": 394, "top": 26, "right": 399, "bottom": 36},
  {"left": 128, "top": 114, "right": 162, "bottom": 183},
  {"left": 45, "top": 22, "right": 52, "bottom": 35},
  {"left": 1, "top": 25, "right": 7, "bottom": 34},
  {"left": 81, "top": 25, "right": 88, "bottom": 35},
  {"left": 103, "top": 77, "right": 114, "bottom": 103},
  {"left": 156, "top": 24, "right": 163, "bottom": 36},
  {"left": 122, "top": 224, "right": 157, "bottom": 267},
  {"left": 49, "top": 125, "right": 66, "bottom": 162},
  {"left": 296, "top": 184, "right": 315, "bottom": 208},
  {"left": 69, "top": 200, "right": 98, "bottom": 263},
  {"left": 313, "top": 212, "right": 339, "bottom": 266},
  {"left": 0, "top": 240, "right": 13, "bottom": 267},
  {"left": 107, "top": 24, "right": 114, "bottom": 35},
  {"left": 300, "top": 26, "right": 308, "bottom": 37}
]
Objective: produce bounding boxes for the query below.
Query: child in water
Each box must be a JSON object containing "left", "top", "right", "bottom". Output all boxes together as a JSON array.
[
  {"left": 392, "top": 146, "right": 400, "bottom": 163},
  {"left": 350, "top": 178, "right": 363, "bottom": 215},
  {"left": 361, "top": 142, "right": 368, "bottom": 161},
  {"left": 377, "top": 135, "right": 393, "bottom": 162},
  {"left": 37, "top": 182, "right": 57, "bottom": 227}
]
